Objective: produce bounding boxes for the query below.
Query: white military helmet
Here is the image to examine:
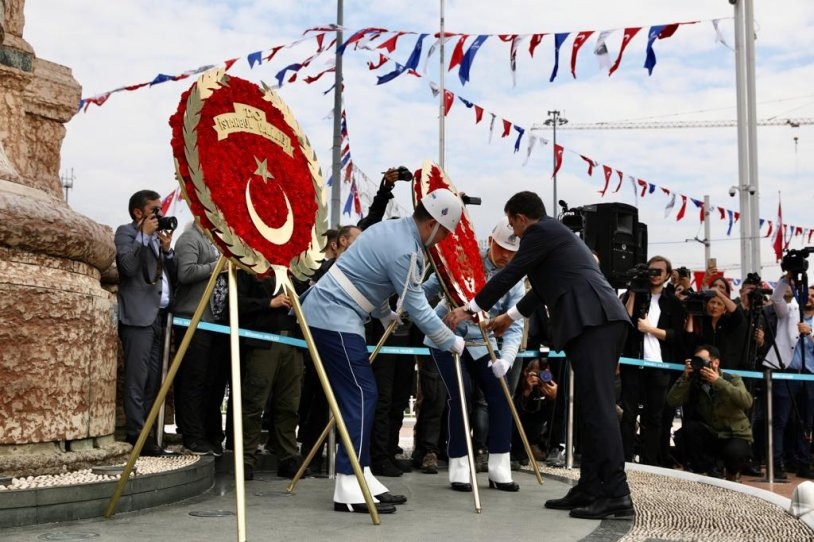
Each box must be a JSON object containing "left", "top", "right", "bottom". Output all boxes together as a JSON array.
[
  {"left": 491, "top": 216, "right": 520, "bottom": 251},
  {"left": 790, "top": 480, "right": 814, "bottom": 518},
  {"left": 423, "top": 188, "right": 463, "bottom": 230}
]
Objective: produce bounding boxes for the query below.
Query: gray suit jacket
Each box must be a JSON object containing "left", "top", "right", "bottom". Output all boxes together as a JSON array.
[
  {"left": 115, "top": 222, "right": 177, "bottom": 327},
  {"left": 172, "top": 225, "right": 220, "bottom": 319}
]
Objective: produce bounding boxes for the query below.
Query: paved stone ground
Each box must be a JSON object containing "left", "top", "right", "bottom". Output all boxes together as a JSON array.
[
  {"left": 540, "top": 465, "right": 813, "bottom": 542},
  {"left": 0, "top": 469, "right": 609, "bottom": 542}
]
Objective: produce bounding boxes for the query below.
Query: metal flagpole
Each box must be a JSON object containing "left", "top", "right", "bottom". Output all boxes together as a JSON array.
[
  {"left": 227, "top": 262, "right": 247, "bottom": 542},
  {"left": 744, "top": 0, "right": 761, "bottom": 274},
  {"left": 330, "top": 0, "right": 344, "bottom": 227},
  {"left": 439, "top": 0, "right": 445, "bottom": 168},
  {"left": 704, "top": 195, "right": 711, "bottom": 265},
  {"left": 734, "top": 0, "right": 753, "bottom": 274}
]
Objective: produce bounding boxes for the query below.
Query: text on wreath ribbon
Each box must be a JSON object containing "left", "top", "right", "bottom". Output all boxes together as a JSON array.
[{"left": 212, "top": 103, "right": 293, "bottom": 157}]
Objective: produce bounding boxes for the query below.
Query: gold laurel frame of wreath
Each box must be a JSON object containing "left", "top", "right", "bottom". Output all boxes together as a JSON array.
[{"left": 175, "top": 69, "right": 327, "bottom": 288}]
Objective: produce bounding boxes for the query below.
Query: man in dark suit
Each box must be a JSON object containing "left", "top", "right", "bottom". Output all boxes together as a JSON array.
[
  {"left": 446, "top": 191, "right": 633, "bottom": 519},
  {"left": 115, "top": 190, "right": 177, "bottom": 456}
]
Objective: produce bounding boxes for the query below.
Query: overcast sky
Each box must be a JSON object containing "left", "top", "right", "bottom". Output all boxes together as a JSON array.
[{"left": 22, "top": 0, "right": 814, "bottom": 280}]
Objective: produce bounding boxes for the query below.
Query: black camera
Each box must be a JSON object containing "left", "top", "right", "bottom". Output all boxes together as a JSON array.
[
  {"left": 460, "top": 193, "right": 482, "bottom": 206},
  {"left": 683, "top": 289, "right": 717, "bottom": 315},
  {"left": 538, "top": 369, "right": 553, "bottom": 383},
  {"left": 625, "top": 263, "right": 660, "bottom": 294},
  {"left": 690, "top": 355, "right": 711, "bottom": 375},
  {"left": 781, "top": 247, "right": 814, "bottom": 275},
  {"left": 676, "top": 266, "right": 691, "bottom": 279},
  {"left": 153, "top": 208, "right": 178, "bottom": 232},
  {"left": 743, "top": 272, "right": 771, "bottom": 308},
  {"left": 395, "top": 166, "right": 413, "bottom": 182}
]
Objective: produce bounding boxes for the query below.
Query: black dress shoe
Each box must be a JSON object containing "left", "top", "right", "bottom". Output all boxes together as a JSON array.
[
  {"left": 334, "top": 502, "right": 396, "bottom": 514},
  {"left": 141, "top": 442, "right": 170, "bottom": 457},
  {"left": 371, "top": 460, "right": 403, "bottom": 477},
  {"left": 244, "top": 464, "right": 254, "bottom": 481},
  {"left": 488, "top": 479, "right": 519, "bottom": 492},
  {"left": 451, "top": 482, "right": 472, "bottom": 492},
  {"left": 569, "top": 495, "right": 634, "bottom": 520},
  {"left": 545, "top": 486, "right": 596, "bottom": 510},
  {"left": 278, "top": 457, "right": 310, "bottom": 479},
  {"left": 743, "top": 464, "right": 762, "bottom": 477},
  {"left": 393, "top": 458, "right": 413, "bottom": 473},
  {"left": 375, "top": 492, "right": 407, "bottom": 505},
  {"left": 797, "top": 467, "right": 814, "bottom": 479}
]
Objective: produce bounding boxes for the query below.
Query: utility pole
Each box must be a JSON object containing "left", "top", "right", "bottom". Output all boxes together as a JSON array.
[
  {"left": 330, "top": 0, "right": 344, "bottom": 227},
  {"left": 544, "top": 110, "right": 567, "bottom": 213},
  {"left": 439, "top": 0, "right": 446, "bottom": 168},
  {"left": 60, "top": 168, "right": 75, "bottom": 204}
]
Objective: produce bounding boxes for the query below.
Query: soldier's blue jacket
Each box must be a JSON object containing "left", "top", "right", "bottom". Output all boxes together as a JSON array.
[
  {"left": 423, "top": 247, "right": 525, "bottom": 363},
  {"left": 302, "top": 217, "right": 457, "bottom": 351}
]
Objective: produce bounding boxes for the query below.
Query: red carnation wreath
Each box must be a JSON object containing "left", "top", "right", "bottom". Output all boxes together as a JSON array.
[
  {"left": 169, "top": 69, "right": 327, "bottom": 281},
  {"left": 413, "top": 160, "right": 486, "bottom": 307}
]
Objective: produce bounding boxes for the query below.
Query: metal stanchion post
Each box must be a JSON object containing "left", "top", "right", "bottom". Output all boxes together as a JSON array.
[
  {"left": 156, "top": 311, "right": 174, "bottom": 448},
  {"left": 227, "top": 262, "right": 248, "bottom": 542},
  {"left": 565, "top": 360, "right": 575, "bottom": 470},
  {"left": 328, "top": 421, "right": 336, "bottom": 480},
  {"left": 760, "top": 369, "right": 784, "bottom": 483}
]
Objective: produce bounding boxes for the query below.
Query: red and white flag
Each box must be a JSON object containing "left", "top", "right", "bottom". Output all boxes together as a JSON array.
[{"left": 773, "top": 199, "right": 783, "bottom": 262}]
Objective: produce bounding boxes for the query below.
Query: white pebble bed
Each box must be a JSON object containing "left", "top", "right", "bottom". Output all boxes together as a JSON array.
[{"left": 0, "top": 455, "right": 199, "bottom": 491}]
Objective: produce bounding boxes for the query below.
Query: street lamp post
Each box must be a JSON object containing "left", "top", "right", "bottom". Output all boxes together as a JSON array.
[
  {"left": 544, "top": 110, "right": 568, "bottom": 214},
  {"left": 60, "top": 168, "right": 75, "bottom": 204}
]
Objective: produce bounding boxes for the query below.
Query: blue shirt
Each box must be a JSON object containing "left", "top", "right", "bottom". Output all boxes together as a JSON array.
[
  {"left": 790, "top": 314, "right": 814, "bottom": 372},
  {"left": 423, "top": 247, "right": 525, "bottom": 363},
  {"left": 302, "top": 217, "right": 457, "bottom": 351}
]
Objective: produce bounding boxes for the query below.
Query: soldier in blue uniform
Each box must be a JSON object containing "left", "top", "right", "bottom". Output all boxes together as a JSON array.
[
  {"left": 302, "top": 189, "right": 466, "bottom": 514},
  {"left": 424, "top": 217, "right": 525, "bottom": 492}
]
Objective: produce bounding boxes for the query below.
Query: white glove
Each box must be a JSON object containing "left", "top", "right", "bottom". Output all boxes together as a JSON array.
[
  {"left": 450, "top": 335, "right": 466, "bottom": 355},
  {"left": 379, "top": 311, "right": 403, "bottom": 329},
  {"left": 489, "top": 358, "right": 511, "bottom": 379}
]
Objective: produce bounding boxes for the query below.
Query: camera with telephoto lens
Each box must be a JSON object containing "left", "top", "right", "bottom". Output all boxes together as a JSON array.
[
  {"left": 690, "top": 355, "right": 711, "bottom": 378},
  {"left": 625, "top": 263, "right": 661, "bottom": 294},
  {"left": 781, "top": 247, "right": 814, "bottom": 275},
  {"left": 683, "top": 289, "right": 717, "bottom": 315},
  {"left": 153, "top": 208, "right": 178, "bottom": 232}
]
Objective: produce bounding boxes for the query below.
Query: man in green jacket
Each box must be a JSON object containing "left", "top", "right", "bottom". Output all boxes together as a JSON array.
[{"left": 667, "top": 344, "right": 753, "bottom": 481}]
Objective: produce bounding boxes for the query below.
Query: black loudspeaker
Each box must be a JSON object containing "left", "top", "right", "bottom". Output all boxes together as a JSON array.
[{"left": 580, "top": 203, "right": 642, "bottom": 289}]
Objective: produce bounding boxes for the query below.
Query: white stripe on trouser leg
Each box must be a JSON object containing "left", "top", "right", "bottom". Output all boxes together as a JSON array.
[
  {"left": 488, "top": 452, "right": 512, "bottom": 483},
  {"left": 338, "top": 333, "right": 365, "bottom": 460},
  {"left": 334, "top": 473, "right": 381, "bottom": 504},
  {"left": 364, "top": 466, "right": 389, "bottom": 495},
  {"left": 449, "top": 456, "right": 471, "bottom": 484}
]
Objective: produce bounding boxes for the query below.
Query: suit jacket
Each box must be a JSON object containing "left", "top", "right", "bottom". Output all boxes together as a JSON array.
[
  {"left": 474, "top": 217, "right": 629, "bottom": 351},
  {"left": 115, "top": 222, "right": 177, "bottom": 327},
  {"left": 172, "top": 226, "right": 220, "bottom": 319}
]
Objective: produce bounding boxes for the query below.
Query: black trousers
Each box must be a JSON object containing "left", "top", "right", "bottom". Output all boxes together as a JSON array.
[
  {"left": 371, "top": 347, "right": 415, "bottom": 464},
  {"left": 173, "top": 326, "right": 229, "bottom": 446},
  {"left": 619, "top": 365, "right": 670, "bottom": 465},
  {"left": 297, "top": 354, "right": 329, "bottom": 467},
  {"left": 679, "top": 419, "right": 751, "bottom": 474},
  {"left": 566, "top": 320, "right": 630, "bottom": 499},
  {"left": 413, "top": 355, "right": 448, "bottom": 460},
  {"left": 120, "top": 312, "right": 166, "bottom": 440}
]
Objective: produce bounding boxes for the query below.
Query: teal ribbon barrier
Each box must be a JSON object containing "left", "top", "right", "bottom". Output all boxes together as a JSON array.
[{"left": 173, "top": 317, "right": 814, "bottom": 381}]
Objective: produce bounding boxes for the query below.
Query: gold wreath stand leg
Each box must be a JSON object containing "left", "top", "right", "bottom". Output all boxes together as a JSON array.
[
  {"left": 227, "top": 262, "right": 248, "bottom": 542},
  {"left": 454, "top": 351, "right": 482, "bottom": 513},
  {"left": 478, "top": 321, "right": 544, "bottom": 485},
  {"left": 105, "top": 255, "right": 227, "bottom": 518},
  {"left": 287, "top": 318, "right": 399, "bottom": 493},
  {"left": 284, "top": 280, "right": 380, "bottom": 525}
]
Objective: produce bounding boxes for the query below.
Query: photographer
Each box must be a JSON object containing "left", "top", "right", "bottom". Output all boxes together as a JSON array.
[
  {"left": 667, "top": 345, "right": 753, "bottom": 481},
  {"left": 684, "top": 279, "right": 744, "bottom": 371},
  {"left": 619, "top": 256, "right": 686, "bottom": 465},
  {"left": 115, "top": 190, "right": 177, "bottom": 456},
  {"left": 357, "top": 166, "right": 411, "bottom": 230},
  {"left": 764, "top": 273, "right": 814, "bottom": 479},
  {"left": 514, "top": 359, "right": 558, "bottom": 461}
]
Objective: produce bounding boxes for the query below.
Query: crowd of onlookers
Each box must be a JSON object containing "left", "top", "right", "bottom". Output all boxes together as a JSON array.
[{"left": 115, "top": 180, "right": 814, "bottom": 483}]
